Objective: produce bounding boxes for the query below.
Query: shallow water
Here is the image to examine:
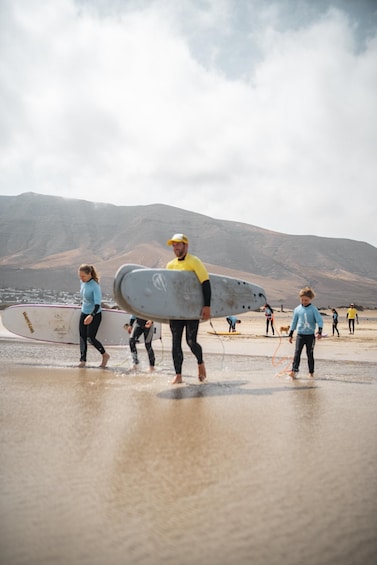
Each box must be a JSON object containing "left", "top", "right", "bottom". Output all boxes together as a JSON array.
[{"left": 1, "top": 338, "right": 377, "bottom": 565}]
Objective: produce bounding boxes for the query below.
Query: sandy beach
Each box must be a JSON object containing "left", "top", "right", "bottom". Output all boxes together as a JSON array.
[{"left": 1, "top": 309, "right": 376, "bottom": 565}]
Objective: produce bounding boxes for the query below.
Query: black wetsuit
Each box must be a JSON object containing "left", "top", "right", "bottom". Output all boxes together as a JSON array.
[{"left": 129, "top": 317, "right": 155, "bottom": 367}]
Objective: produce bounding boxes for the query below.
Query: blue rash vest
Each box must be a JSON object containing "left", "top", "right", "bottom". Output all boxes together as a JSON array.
[
  {"left": 80, "top": 279, "right": 102, "bottom": 315},
  {"left": 290, "top": 303, "right": 323, "bottom": 335}
]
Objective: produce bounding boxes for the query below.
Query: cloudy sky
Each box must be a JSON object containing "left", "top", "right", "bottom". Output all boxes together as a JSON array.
[{"left": 1, "top": 0, "right": 377, "bottom": 247}]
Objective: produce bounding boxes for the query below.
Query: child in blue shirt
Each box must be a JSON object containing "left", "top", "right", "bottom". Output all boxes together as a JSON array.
[
  {"left": 226, "top": 315, "right": 241, "bottom": 332},
  {"left": 332, "top": 308, "right": 340, "bottom": 337},
  {"left": 288, "top": 287, "right": 323, "bottom": 378}
]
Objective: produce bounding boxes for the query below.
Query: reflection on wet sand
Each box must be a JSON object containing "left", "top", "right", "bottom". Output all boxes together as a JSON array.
[{"left": 1, "top": 337, "right": 376, "bottom": 565}]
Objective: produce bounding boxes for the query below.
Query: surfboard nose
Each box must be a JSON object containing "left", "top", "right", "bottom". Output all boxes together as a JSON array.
[{"left": 113, "top": 264, "right": 146, "bottom": 312}]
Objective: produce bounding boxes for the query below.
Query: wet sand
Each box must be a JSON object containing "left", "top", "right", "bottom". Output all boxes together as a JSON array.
[{"left": 1, "top": 310, "right": 376, "bottom": 565}]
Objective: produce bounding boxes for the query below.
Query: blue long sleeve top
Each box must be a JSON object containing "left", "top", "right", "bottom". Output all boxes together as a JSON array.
[
  {"left": 80, "top": 279, "right": 102, "bottom": 315},
  {"left": 290, "top": 303, "right": 323, "bottom": 335}
]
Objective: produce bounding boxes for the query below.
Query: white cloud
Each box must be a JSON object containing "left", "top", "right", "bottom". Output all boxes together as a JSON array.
[{"left": 1, "top": 0, "right": 377, "bottom": 247}]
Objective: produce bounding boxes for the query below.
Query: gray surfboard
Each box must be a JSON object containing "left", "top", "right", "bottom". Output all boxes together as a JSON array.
[{"left": 113, "top": 264, "right": 266, "bottom": 323}]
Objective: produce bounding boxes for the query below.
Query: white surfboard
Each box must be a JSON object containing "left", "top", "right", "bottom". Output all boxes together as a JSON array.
[
  {"left": 2, "top": 304, "right": 161, "bottom": 345},
  {"left": 113, "top": 264, "right": 266, "bottom": 323}
]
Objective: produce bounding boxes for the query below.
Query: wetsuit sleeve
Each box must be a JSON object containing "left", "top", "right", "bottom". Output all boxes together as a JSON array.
[
  {"left": 202, "top": 279, "right": 211, "bottom": 307},
  {"left": 90, "top": 282, "right": 102, "bottom": 316},
  {"left": 315, "top": 307, "right": 323, "bottom": 331},
  {"left": 289, "top": 309, "right": 298, "bottom": 337},
  {"left": 92, "top": 282, "right": 102, "bottom": 304}
]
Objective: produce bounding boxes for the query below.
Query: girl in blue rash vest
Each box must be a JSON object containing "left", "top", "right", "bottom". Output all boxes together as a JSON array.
[
  {"left": 78, "top": 264, "right": 110, "bottom": 368},
  {"left": 332, "top": 308, "right": 340, "bottom": 337},
  {"left": 288, "top": 287, "right": 323, "bottom": 379},
  {"left": 263, "top": 303, "right": 275, "bottom": 336}
]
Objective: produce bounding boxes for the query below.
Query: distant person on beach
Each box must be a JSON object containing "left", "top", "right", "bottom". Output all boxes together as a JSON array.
[
  {"left": 226, "top": 316, "right": 241, "bottom": 332},
  {"left": 331, "top": 308, "right": 340, "bottom": 337},
  {"left": 166, "top": 233, "right": 211, "bottom": 384},
  {"left": 263, "top": 303, "right": 275, "bottom": 336},
  {"left": 288, "top": 287, "right": 323, "bottom": 379},
  {"left": 346, "top": 303, "right": 359, "bottom": 334},
  {"left": 78, "top": 264, "right": 109, "bottom": 368},
  {"left": 128, "top": 315, "right": 155, "bottom": 371}
]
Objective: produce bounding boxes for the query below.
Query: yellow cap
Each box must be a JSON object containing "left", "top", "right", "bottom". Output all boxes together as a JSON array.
[{"left": 167, "top": 233, "right": 189, "bottom": 246}]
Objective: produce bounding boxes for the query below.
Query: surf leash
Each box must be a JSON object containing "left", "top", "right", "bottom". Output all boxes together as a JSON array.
[
  {"left": 271, "top": 329, "right": 293, "bottom": 377},
  {"left": 209, "top": 319, "right": 226, "bottom": 369}
]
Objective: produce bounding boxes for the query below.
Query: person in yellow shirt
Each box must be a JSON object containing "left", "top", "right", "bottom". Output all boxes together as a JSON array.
[
  {"left": 166, "top": 233, "right": 211, "bottom": 384},
  {"left": 346, "top": 303, "right": 359, "bottom": 334}
]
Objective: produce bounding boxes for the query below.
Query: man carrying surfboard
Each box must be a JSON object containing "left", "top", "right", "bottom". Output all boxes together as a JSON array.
[{"left": 166, "top": 233, "right": 211, "bottom": 384}]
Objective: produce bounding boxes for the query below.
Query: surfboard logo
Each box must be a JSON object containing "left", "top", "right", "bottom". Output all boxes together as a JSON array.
[
  {"left": 22, "top": 311, "right": 35, "bottom": 334},
  {"left": 152, "top": 273, "right": 167, "bottom": 292},
  {"left": 52, "top": 313, "right": 68, "bottom": 337}
]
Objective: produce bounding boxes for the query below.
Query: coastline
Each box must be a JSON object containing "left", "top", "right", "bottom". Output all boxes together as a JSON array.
[{"left": 1, "top": 308, "right": 376, "bottom": 364}]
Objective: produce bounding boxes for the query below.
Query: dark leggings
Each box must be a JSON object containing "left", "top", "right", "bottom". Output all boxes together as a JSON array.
[
  {"left": 266, "top": 318, "right": 275, "bottom": 335},
  {"left": 348, "top": 318, "right": 355, "bottom": 333},
  {"left": 292, "top": 333, "right": 316, "bottom": 374},
  {"left": 129, "top": 322, "right": 155, "bottom": 366},
  {"left": 79, "top": 312, "right": 106, "bottom": 362},
  {"left": 169, "top": 319, "right": 203, "bottom": 375}
]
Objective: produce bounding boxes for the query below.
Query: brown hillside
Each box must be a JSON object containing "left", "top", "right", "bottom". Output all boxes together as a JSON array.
[{"left": 1, "top": 193, "right": 376, "bottom": 308}]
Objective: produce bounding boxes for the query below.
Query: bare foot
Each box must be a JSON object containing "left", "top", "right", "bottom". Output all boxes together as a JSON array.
[
  {"left": 100, "top": 352, "right": 110, "bottom": 368},
  {"left": 149, "top": 366, "right": 155, "bottom": 372},
  {"left": 309, "top": 373, "right": 314, "bottom": 378},
  {"left": 288, "top": 371, "right": 297, "bottom": 379},
  {"left": 78, "top": 361, "right": 86, "bottom": 368},
  {"left": 198, "top": 363, "right": 206, "bottom": 382},
  {"left": 172, "top": 374, "right": 183, "bottom": 384}
]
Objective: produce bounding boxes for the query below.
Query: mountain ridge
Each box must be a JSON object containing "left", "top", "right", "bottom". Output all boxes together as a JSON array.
[{"left": 1, "top": 192, "right": 376, "bottom": 308}]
